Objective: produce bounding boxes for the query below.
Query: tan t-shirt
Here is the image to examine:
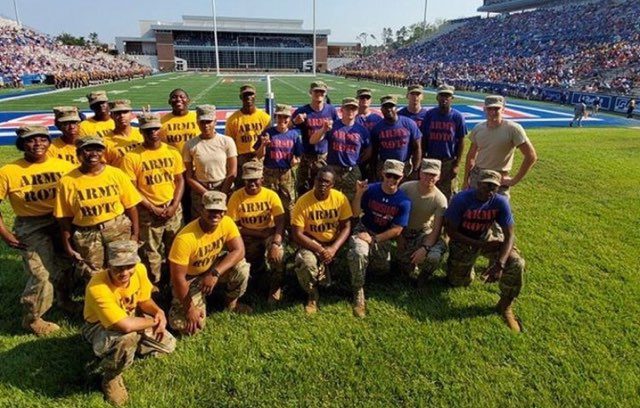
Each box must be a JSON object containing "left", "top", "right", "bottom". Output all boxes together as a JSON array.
[
  {"left": 399, "top": 181, "right": 447, "bottom": 233},
  {"left": 183, "top": 134, "right": 237, "bottom": 183},
  {"left": 469, "top": 120, "right": 528, "bottom": 172}
]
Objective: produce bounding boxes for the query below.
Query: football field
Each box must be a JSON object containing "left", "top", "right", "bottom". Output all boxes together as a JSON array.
[{"left": 0, "top": 73, "right": 638, "bottom": 407}]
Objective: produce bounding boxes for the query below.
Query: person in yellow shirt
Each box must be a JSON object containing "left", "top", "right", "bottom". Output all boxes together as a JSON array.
[
  {"left": 54, "top": 137, "right": 141, "bottom": 279},
  {"left": 78, "top": 90, "right": 115, "bottom": 138},
  {"left": 48, "top": 106, "right": 81, "bottom": 165},
  {"left": 168, "top": 191, "right": 251, "bottom": 336},
  {"left": 103, "top": 100, "right": 143, "bottom": 167},
  {"left": 225, "top": 84, "right": 271, "bottom": 186},
  {"left": 121, "top": 112, "right": 185, "bottom": 287},
  {"left": 0, "top": 126, "right": 76, "bottom": 336},
  {"left": 83, "top": 240, "right": 176, "bottom": 407},
  {"left": 291, "top": 167, "right": 352, "bottom": 314},
  {"left": 227, "top": 161, "right": 285, "bottom": 303}
]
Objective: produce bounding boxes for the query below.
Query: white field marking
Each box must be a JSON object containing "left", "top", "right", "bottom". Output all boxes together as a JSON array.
[
  {"left": 130, "top": 86, "right": 146, "bottom": 89},
  {"left": 465, "top": 117, "right": 603, "bottom": 124},
  {"left": 147, "top": 82, "right": 159, "bottom": 85},
  {"left": 274, "top": 77, "right": 308, "bottom": 96},
  {"left": 192, "top": 77, "right": 223, "bottom": 103},
  {"left": 72, "top": 97, "right": 86, "bottom": 102},
  {"left": 109, "top": 90, "right": 128, "bottom": 94}
]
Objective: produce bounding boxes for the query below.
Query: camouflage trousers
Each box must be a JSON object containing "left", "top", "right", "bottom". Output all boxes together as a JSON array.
[
  {"left": 375, "top": 160, "right": 413, "bottom": 182},
  {"left": 234, "top": 153, "right": 258, "bottom": 189},
  {"left": 435, "top": 158, "right": 459, "bottom": 202},
  {"left": 72, "top": 214, "right": 133, "bottom": 280},
  {"left": 469, "top": 166, "right": 510, "bottom": 199},
  {"left": 328, "top": 165, "right": 361, "bottom": 202},
  {"left": 14, "top": 215, "right": 72, "bottom": 321},
  {"left": 244, "top": 235, "right": 285, "bottom": 280},
  {"left": 294, "top": 248, "right": 333, "bottom": 294},
  {"left": 446, "top": 239, "right": 525, "bottom": 299},
  {"left": 82, "top": 321, "right": 176, "bottom": 378},
  {"left": 397, "top": 229, "right": 447, "bottom": 280},
  {"left": 168, "top": 259, "right": 250, "bottom": 334},
  {"left": 138, "top": 204, "right": 183, "bottom": 284},
  {"left": 347, "top": 223, "right": 394, "bottom": 290},
  {"left": 191, "top": 183, "right": 222, "bottom": 218},
  {"left": 263, "top": 167, "right": 296, "bottom": 223},
  {"left": 296, "top": 153, "right": 327, "bottom": 196}
]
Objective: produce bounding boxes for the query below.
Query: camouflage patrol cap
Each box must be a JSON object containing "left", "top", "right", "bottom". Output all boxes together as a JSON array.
[
  {"left": 341, "top": 97, "right": 358, "bottom": 108},
  {"left": 436, "top": 85, "right": 455, "bottom": 96},
  {"left": 407, "top": 84, "right": 424, "bottom": 94},
  {"left": 478, "top": 169, "right": 502, "bottom": 186},
  {"left": 274, "top": 104, "right": 292, "bottom": 117},
  {"left": 356, "top": 88, "right": 372, "bottom": 97},
  {"left": 196, "top": 105, "right": 217, "bottom": 121},
  {"left": 107, "top": 240, "right": 141, "bottom": 267},
  {"left": 109, "top": 99, "right": 132, "bottom": 113},
  {"left": 309, "top": 81, "right": 328, "bottom": 92},
  {"left": 53, "top": 106, "right": 81, "bottom": 123},
  {"left": 383, "top": 159, "right": 404, "bottom": 177},
  {"left": 86, "top": 90, "right": 108, "bottom": 105},
  {"left": 421, "top": 158, "right": 441, "bottom": 175},
  {"left": 239, "top": 84, "right": 256, "bottom": 95},
  {"left": 380, "top": 95, "right": 398, "bottom": 106},
  {"left": 75, "top": 136, "right": 105, "bottom": 149},
  {"left": 16, "top": 125, "right": 50, "bottom": 139},
  {"left": 485, "top": 95, "right": 505, "bottom": 108},
  {"left": 202, "top": 190, "right": 227, "bottom": 211},
  {"left": 138, "top": 112, "right": 162, "bottom": 130},
  {"left": 242, "top": 160, "right": 264, "bottom": 180}
]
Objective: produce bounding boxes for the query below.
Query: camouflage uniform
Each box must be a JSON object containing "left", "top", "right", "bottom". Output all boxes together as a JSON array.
[
  {"left": 437, "top": 159, "right": 459, "bottom": 201},
  {"left": 295, "top": 153, "right": 327, "bottom": 196},
  {"left": 138, "top": 205, "right": 183, "bottom": 284},
  {"left": 168, "top": 259, "right": 250, "bottom": 333},
  {"left": 469, "top": 167, "right": 510, "bottom": 199},
  {"left": 235, "top": 153, "right": 257, "bottom": 189},
  {"left": 294, "top": 248, "right": 332, "bottom": 294},
  {"left": 190, "top": 183, "right": 223, "bottom": 218},
  {"left": 347, "top": 223, "right": 394, "bottom": 290},
  {"left": 263, "top": 167, "right": 296, "bottom": 222},
  {"left": 397, "top": 228, "right": 447, "bottom": 279},
  {"left": 328, "top": 165, "right": 361, "bottom": 202},
  {"left": 243, "top": 235, "right": 284, "bottom": 285},
  {"left": 72, "top": 214, "right": 133, "bottom": 279},
  {"left": 374, "top": 160, "right": 413, "bottom": 181}
]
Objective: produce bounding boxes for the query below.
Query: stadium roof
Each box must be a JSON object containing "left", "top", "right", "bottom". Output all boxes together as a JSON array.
[{"left": 477, "top": 0, "right": 559, "bottom": 12}]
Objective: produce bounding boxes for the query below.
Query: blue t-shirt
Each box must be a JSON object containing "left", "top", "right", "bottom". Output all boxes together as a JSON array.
[
  {"left": 254, "top": 127, "right": 303, "bottom": 169},
  {"left": 444, "top": 189, "right": 514, "bottom": 240},
  {"left": 356, "top": 112, "right": 383, "bottom": 131},
  {"left": 292, "top": 103, "right": 339, "bottom": 155},
  {"left": 370, "top": 116, "right": 422, "bottom": 162},
  {"left": 421, "top": 108, "right": 467, "bottom": 160},
  {"left": 325, "top": 121, "right": 370, "bottom": 168},
  {"left": 360, "top": 182, "right": 411, "bottom": 234},
  {"left": 398, "top": 106, "right": 429, "bottom": 130}
]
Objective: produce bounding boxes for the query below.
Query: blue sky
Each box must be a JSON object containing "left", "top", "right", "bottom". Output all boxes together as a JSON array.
[{"left": 0, "top": 0, "right": 483, "bottom": 45}]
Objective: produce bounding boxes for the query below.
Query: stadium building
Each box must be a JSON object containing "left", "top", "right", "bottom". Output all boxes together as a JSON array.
[{"left": 116, "top": 15, "right": 330, "bottom": 73}]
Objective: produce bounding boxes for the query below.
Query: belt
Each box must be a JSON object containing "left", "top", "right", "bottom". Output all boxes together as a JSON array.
[
  {"left": 198, "top": 180, "right": 223, "bottom": 190},
  {"left": 74, "top": 214, "right": 124, "bottom": 231},
  {"left": 328, "top": 164, "right": 355, "bottom": 173}
]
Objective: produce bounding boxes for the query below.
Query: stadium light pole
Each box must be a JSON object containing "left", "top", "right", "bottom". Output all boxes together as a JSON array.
[
  {"left": 423, "top": 0, "right": 428, "bottom": 30},
  {"left": 312, "top": 0, "right": 316, "bottom": 77},
  {"left": 13, "top": 0, "right": 21, "bottom": 26},
  {"left": 211, "top": 0, "right": 220, "bottom": 75}
]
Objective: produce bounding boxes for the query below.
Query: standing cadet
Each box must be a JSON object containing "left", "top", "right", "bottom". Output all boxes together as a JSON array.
[
  {"left": 355, "top": 88, "right": 383, "bottom": 132},
  {"left": 569, "top": 98, "right": 587, "bottom": 127},
  {"left": 463, "top": 95, "right": 537, "bottom": 197},
  {"left": 291, "top": 168, "right": 352, "bottom": 314},
  {"left": 225, "top": 84, "right": 271, "bottom": 184},
  {"left": 83, "top": 240, "right": 175, "bottom": 406},
  {"left": 54, "top": 137, "right": 141, "bottom": 279},
  {"left": 48, "top": 106, "right": 81, "bottom": 166},
  {"left": 398, "top": 159, "right": 448, "bottom": 286},
  {"left": 370, "top": 95, "right": 422, "bottom": 180},
  {"left": 168, "top": 191, "right": 252, "bottom": 336},
  {"left": 309, "top": 97, "right": 371, "bottom": 201},
  {"left": 445, "top": 170, "right": 525, "bottom": 332},
  {"left": 254, "top": 104, "right": 302, "bottom": 223},
  {"left": 227, "top": 161, "right": 285, "bottom": 303},
  {"left": 398, "top": 84, "right": 428, "bottom": 130},
  {"left": 421, "top": 85, "right": 467, "bottom": 200},
  {"left": 292, "top": 81, "right": 339, "bottom": 196},
  {"left": 348, "top": 160, "right": 411, "bottom": 317},
  {"left": 103, "top": 100, "right": 144, "bottom": 167},
  {"left": 121, "top": 113, "right": 185, "bottom": 288},
  {"left": 78, "top": 91, "right": 115, "bottom": 138},
  {"left": 0, "top": 126, "right": 75, "bottom": 335},
  {"left": 183, "top": 105, "right": 237, "bottom": 216}
]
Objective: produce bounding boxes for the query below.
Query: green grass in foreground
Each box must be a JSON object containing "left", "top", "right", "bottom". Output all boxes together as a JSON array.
[{"left": 0, "top": 127, "right": 639, "bottom": 407}]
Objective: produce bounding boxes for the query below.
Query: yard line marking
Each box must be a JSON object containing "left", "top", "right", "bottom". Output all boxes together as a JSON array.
[
  {"left": 274, "top": 77, "right": 308, "bottom": 96},
  {"left": 192, "top": 77, "right": 223, "bottom": 103}
]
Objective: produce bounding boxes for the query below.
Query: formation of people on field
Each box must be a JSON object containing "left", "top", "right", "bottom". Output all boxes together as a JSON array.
[{"left": 0, "top": 81, "right": 537, "bottom": 406}]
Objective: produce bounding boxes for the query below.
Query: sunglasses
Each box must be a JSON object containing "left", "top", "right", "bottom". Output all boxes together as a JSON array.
[
  {"left": 358, "top": 95, "right": 371, "bottom": 100},
  {"left": 384, "top": 173, "right": 401, "bottom": 180}
]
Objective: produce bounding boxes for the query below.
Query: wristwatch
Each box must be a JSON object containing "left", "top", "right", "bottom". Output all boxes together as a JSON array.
[
  {"left": 422, "top": 244, "right": 431, "bottom": 252},
  {"left": 211, "top": 268, "right": 221, "bottom": 278}
]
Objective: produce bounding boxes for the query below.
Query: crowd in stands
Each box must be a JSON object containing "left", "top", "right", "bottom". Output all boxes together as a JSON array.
[
  {"left": 0, "top": 17, "right": 151, "bottom": 88},
  {"left": 174, "top": 32, "right": 312, "bottom": 48},
  {"left": 337, "top": 0, "right": 640, "bottom": 96}
]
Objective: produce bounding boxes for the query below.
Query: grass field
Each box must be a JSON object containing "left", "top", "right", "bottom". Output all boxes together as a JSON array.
[{"left": 0, "top": 74, "right": 638, "bottom": 407}]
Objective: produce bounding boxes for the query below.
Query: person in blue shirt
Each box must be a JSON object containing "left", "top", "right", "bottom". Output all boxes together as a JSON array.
[
  {"left": 370, "top": 95, "right": 422, "bottom": 181},
  {"left": 444, "top": 169, "right": 525, "bottom": 332},
  {"left": 348, "top": 159, "right": 411, "bottom": 318},
  {"left": 398, "top": 84, "right": 429, "bottom": 130},
  {"left": 355, "top": 88, "right": 382, "bottom": 182},
  {"left": 421, "top": 85, "right": 468, "bottom": 200},
  {"left": 310, "top": 97, "right": 371, "bottom": 201}
]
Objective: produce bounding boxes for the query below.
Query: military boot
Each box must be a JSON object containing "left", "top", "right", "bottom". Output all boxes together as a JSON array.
[
  {"left": 102, "top": 374, "right": 129, "bottom": 406},
  {"left": 22, "top": 317, "right": 60, "bottom": 336},
  {"left": 304, "top": 287, "right": 319, "bottom": 314},
  {"left": 352, "top": 288, "right": 366, "bottom": 318},
  {"left": 496, "top": 296, "right": 522, "bottom": 333}
]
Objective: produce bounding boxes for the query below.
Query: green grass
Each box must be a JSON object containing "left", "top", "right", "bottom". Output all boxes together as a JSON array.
[{"left": 0, "top": 72, "right": 639, "bottom": 406}]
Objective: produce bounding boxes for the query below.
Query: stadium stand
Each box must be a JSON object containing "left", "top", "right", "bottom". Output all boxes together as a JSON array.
[{"left": 336, "top": 0, "right": 640, "bottom": 97}]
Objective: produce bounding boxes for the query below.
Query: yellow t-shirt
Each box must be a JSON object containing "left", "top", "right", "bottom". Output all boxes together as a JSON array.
[
  {"left": 121, "top": 143, "right": 185, "bottom": 205},
  {"left": 159, "top": 111, "right": 199, "bottom": 153},
  {"left": 54, "top": 165, "right": 142, "bottom": 226},
  {"left": 78, "top": 117, "right": 115, "bottom": 138},
  {"left": 225, "top": 109, "right": 271, "bottom": 155},
  {"left": 227, "top": 187, "right": 284, "bottom": 230},
  {"left": 103, "top": 128, "right": 144, "bottom": 168},
  {"left": 84, "top": 263, "right": 152, "bottom": 328},
  {"left": 291, "top": 189, "right": 353, "bottom": 243},
  {"left": 0, "top": 158, "right": 74, "bottom": 217},
  {"left": 47, "top": 138, "right": 79, "bottom": 166},
  {"left": 168, "top": 216, "right": 240, "bottom": 276}
]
